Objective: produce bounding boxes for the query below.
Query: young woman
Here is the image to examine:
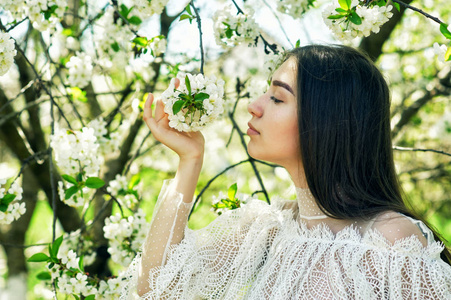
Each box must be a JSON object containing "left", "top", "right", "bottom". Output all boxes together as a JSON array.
[{"left": 122, "top": 45, "right": 451, "bottom": 299}]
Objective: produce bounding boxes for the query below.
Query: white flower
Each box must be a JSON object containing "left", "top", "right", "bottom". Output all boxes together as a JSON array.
[
  {"left": 23, "top": 0, "right": 68, "bottom": 32},
  {"left": 0, "top": 30, "right": 17, "bottom": 76},
  {"left": 120, "top": 0, "right": 169, "bottom": 20},
  {"left": 322, "top": 2, "right": 393, "bottom": 41},
  {"left": 103, "top": 209, "right": 149, "bottom": 266},
  {"left": 66, "top": 52, "right": 93, "bottom": 88},
  {"left": 50, "top": 126, "right": 101, "bottom": 178},
  {"left": 0, "top": 178, "right": 26, "bottom": 224},
  {"left": 59, "top": 249, "right": 80, "bottom": 270},
  {"left": 161, "top": 73, "right": 225, "bottom": 132},
  {"left": 276, "top": 0, "right": 314, "bottom": 19},
  {"left": 213, "top": 5, "right": 259, "bottom": 48},
  {"left": 433, "top": 42, "right": 448, "bottom": 63},
  {"left": 149, "top": 36, "right": 166, "bottom": 56}
]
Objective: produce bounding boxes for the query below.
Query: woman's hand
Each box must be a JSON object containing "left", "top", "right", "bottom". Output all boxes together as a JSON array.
[{"left": 143, "top": 78, "right": 205, "bottom": 161}]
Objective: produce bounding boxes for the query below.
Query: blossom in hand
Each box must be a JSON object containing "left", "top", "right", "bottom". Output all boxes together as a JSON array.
[{"left": 161, "top": 73, "right": 225, "bottom": 132}]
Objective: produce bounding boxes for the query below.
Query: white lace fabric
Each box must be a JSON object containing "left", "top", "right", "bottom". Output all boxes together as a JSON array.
[{"left": 121, "top": 180, "right": 451, "bottom": 299}]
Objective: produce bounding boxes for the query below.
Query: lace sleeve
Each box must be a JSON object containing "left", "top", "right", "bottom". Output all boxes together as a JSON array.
[{"left": 120, "top": 179, "right": 194, "bottom": 299}]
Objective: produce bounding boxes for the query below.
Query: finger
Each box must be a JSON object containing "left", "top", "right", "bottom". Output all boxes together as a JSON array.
[
  {"left": 154, "top": 98, "right": 166, "bottom": 122},
  {"left": 143, "top": 93, "right": 157, "bottom": 130},
  {"left": 143, "top": 93, "right": 154, "bottom": 121},
  {"left": 174, "top": 78, "right": 180, "bottom": 90}
]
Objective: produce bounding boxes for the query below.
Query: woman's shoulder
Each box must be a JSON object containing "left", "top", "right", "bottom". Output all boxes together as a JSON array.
[{"left": 369, "top": 211, "right": 430, "bottom": 247}]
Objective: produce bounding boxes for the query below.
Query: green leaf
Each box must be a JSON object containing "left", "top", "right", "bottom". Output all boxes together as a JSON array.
[
  {"left": 65, "top": 186, "right": 79, "bottom": 200},
  {"left": 84, "top": 295, "right": 96, "bottom": 300},
  {"left": 440, "top": 23, "right": 451, "bottom": 40},
  {"left": 349, "top": 11, "right": 362, "bottom": 25},
  {"left": 225, "top": 28, "right": 233, "bottom": 39},
  {"left": 78, "top": 255, "right": 84, "bottom": 271},
  {"left": 133, "top": 37, "right": 148, "bottom": 47},
  {"left": 445, "top": 47, "right": 451, "bottom": 61},
  {"left": 85, "top": 177, "right": 105, "bottom": 189},
  {"left": 36, "top": 272, "right": 52, "bottom": 280},
  {"left": 128, "top": 174, "right": 141, "bottom": 189},
  {"left": 120, "top": 4, "right": 130, "bottom": 18},
  {"left": 295, "top": 39, "right": 301, "bottom": 48},
  {"left": 68, "top": 87, "right": 87, "bottom": 103},
  {"left": 180, "top": 14, "right": 192, "bottom": 22},
  {"left": 128, "top": 16, "right": 142, "bottom": 25},
  {"left": 393, "top": 2, "right": 400, "bottom": 11},
  {"left": 111, "top": 42, "right": 120, "bottom": 52},
  {"left": 1, "top": 194, "right": 16, "bottom": 205},
  {"left": 62, "top": 175, "right": 78, "bottom": 185},
  {"left": 51, "top": 236, "right": 63, "bottom": 259},
  {"left": 227, "top": 183, "right": 238, "bottom": 201},
  {"left": 0, "top": 204, "right": 7, "bottom": 212},
  {"left": 185, "top": 3, "right": 192, "bottom": 15},
  {"left": 194, "top": 92, "right": 210, "bottom": 101},
  {"left": 28, "top": 253, "right": 50, "bottom": 262},
  {"left": 185, "top": 75, "right": 191, "bottom": 95},
  {"left": 328, "top": 14, "right": 346, "bottom": 20},
  {"left": 338, "top": 0, "right": 351, "bottom": 10},
  {"left": 334, "top": 8, "right": 347, "bottom": 14},
  {"left": 172, "top": 100, "right": 185, "bottom": 115}
]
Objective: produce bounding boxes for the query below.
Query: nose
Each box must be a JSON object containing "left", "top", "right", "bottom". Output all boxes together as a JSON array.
[{"left": 247, "top": 95, "right": 264, "bottom": 117}]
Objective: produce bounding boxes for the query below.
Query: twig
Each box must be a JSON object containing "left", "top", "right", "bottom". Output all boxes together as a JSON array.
[
  {"left": 261, "top": 0, "right": 294, "bottom": 48},
  {"left": 391, "top": 0, "right": 444, "bottom": 24},
  {"left": 0, "top": 79, "right": 36, "bottom": 114},
  {"left": 231, "top": 0, "right": 244, "bottom": 14},
  {"left": 189, "top": 159, "right": 249, "bottom": 218},
  {"left": 190, "top": 1, "right": 205, "bottom": 74},
  {"left": 393, "top": 146, "right": 451, "bottom": 157},
  {"left": 0, "top": 97, "right": 49, "bottom": 127}
]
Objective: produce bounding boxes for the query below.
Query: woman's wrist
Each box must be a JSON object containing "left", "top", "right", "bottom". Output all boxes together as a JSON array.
[{"left": 174, "top": 155, "right": 203, "bottom": 203}]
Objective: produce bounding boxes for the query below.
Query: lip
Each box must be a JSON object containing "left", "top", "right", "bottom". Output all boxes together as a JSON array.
[{"left": 247, "top": 122, "right": 260, "bottom": 135}]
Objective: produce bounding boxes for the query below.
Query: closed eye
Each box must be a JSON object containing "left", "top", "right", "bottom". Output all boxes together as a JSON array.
[{"left": 270, "top": 96, "right": 283, "bottom": 103}]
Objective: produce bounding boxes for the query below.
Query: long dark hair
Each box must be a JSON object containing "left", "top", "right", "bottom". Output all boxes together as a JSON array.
[{"left": 286, "top": 44, "right": 450, "bottom": 263}]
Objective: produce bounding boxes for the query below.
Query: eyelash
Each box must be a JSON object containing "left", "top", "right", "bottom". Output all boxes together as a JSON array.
[{"left": 270, "top": 96, "right": 283, "bottom": 104}]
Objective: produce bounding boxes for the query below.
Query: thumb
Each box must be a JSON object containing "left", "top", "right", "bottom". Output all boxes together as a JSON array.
[{"left": 174, "top": 78, "right": 180, "bottom": 90}]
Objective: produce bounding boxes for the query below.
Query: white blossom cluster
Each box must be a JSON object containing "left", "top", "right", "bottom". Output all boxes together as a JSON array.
[
  {"left": 87, "top": 118, "right": 122, "bottom": 155},
  {"left": 57, "top": 181, "right": 91, "bottom": 208},
  {"left": 262, "top": 52, "right": 284, "bottom": 79},
  {"left": 149, "top": 35, "right": 167, "bottom": 56},
  {"left": 120, "top": 0, "right": 169, "bottom": 20},
  {"left": 94, "top": 7, "right": 134, "bottom": 69},
  {"left": 276, "top": 0, "right": 314, "bottom": 19},
  {"left": 213, "top": 6, "right": 260, "bottom": 48},
  {"left": 24, "top": 0, "right": 68, "bottom": 31},
  {"left": 0, "top": 30, "right": 17, "bottom": 76},
  {"left": 0, "top": 179, "right": 25, "bottom": 225},
  {"left": 58, "top": 230, "right": 96, "bottom": 267},
  {"left": 322, "top": 1, "right": 393, "bottom": 41},
  {"left": 47, "top": 260, "right": 126, "bottom": 298},
  {"left": 161, "top": 73, "right": 225, "bottom": 132},
  {"left": 246, "top": 79, "right": 268, "bottom": 101},
  {"left": 66, "top": 52, "right": 93, "bottom": 88},
  {"left": 50, "top": 126, "right": 102, "bottom": 176},
  {"left": 433, "top": 42, "right": 449, "bottom": 63},
  {"left": 0, "top": 0, "right": 26, "bottom": 20},
  {"left": 211, "top": 191, "right": 258, "bottom": 216},
  {"left": 104, "top": 209, "right": 149, "bottom": 266},
  {"left": 106, "top": 174, "right": 139, "bottom": 209}
]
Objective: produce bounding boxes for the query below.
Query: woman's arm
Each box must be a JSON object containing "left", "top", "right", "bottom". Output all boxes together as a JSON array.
[{"left": 137, "top": 82, "right": 205, "bottom": 296}]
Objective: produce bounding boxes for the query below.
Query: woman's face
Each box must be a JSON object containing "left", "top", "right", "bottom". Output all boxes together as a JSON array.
[{"left": 247, "top": 58, "right": 300, "bottom": 168}]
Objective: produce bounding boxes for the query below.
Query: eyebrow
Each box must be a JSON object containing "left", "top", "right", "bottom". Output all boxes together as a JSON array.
[{"left": 272, "top": 80, "right": 294, "bottom": 96}]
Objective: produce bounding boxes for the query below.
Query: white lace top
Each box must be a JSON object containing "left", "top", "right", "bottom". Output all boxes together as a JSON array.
[{"left": 121, "top": 180, "right": 451, "bottom": 299}]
